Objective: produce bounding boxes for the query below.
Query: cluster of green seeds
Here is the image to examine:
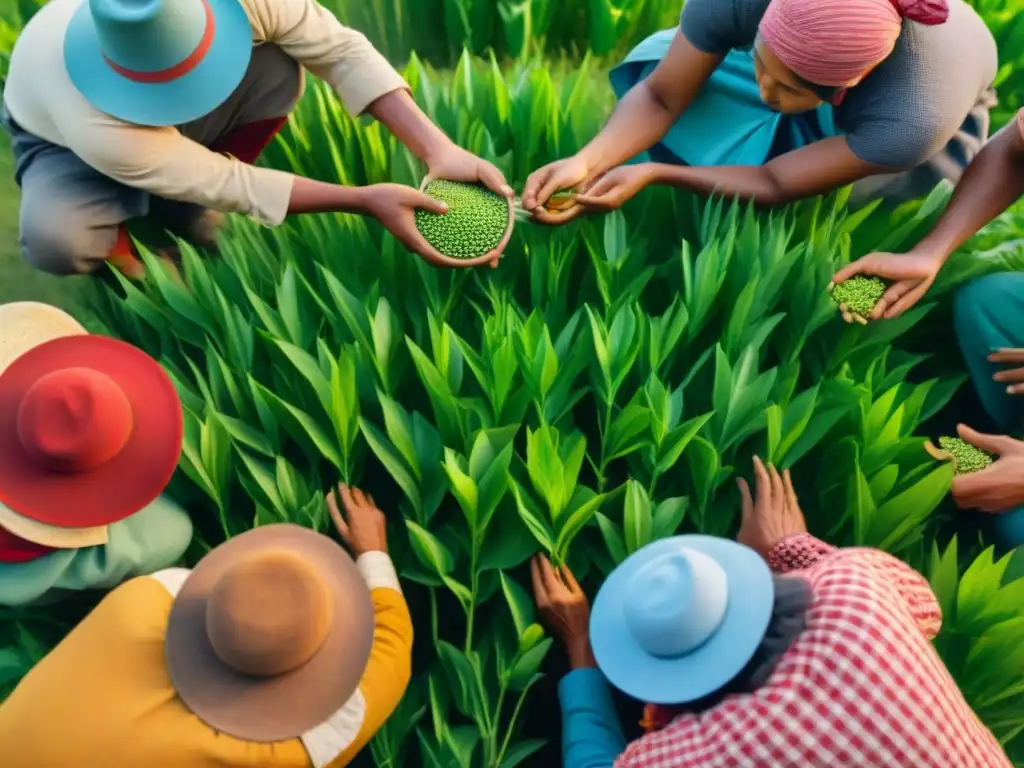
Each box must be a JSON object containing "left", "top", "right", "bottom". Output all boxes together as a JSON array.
[
  {"left": 937, "top": 436, "right": 994, "bottom": 475},
  {"left": 830, "top": 276, "right": 887, "bottom": 318},
  {"left": 415, "top": 180, "right": 509, "bottom": 259}
]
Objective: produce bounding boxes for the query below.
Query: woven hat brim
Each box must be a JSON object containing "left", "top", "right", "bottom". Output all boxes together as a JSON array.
[
  {"left": 0, "top": 335, "right": 183, "bottom": 528},
  {"left": 165, "top": 524, "right": 376, "bottom": 742},
  {"left": 0, "top": 500, "right": 108, "bottom": 549},
  {"left": 0, "top": 302, "right": 86, "bottom": 375}
]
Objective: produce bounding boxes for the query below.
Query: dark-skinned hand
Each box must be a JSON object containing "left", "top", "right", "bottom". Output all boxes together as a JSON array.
[
  {"left": 951, "top": 425, "right": 1024, "bottom": 513},
  {"left": 530, "top": 555, "right": 596, "bottom": 669},
  {"left": 736, "top": 456, "right": 808, "bottom": 560}
]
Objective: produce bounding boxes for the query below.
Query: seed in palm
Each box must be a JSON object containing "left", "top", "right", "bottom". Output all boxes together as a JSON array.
[
  {"left": 829, "top": 276, "right": 887, "bottom": 320},
  {"left": 937, "top": 436, "right": 994, "bottom": 475},
  {"left": 415, "top": 180, "right": 510, "bottom": 260}
]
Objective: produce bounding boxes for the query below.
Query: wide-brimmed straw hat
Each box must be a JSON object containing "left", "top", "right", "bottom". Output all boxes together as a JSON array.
[
  {"left": 589, "top": 535, "right": 775, "bottom": 705},
  {"left": 0, "top": 333, "right": 183, "bottom": 551},
  {"left": 63, "top": 0, "right": 253, "bottom": 127},
  {"left": 165, "top": 524, "right": 375, "bottom": 741},
  {"left": 0, "top": 301, "right": 87, "bottom": 375}
]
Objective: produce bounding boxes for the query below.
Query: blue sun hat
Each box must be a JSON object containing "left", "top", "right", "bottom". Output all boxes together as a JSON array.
[
  {"left": 589, "top": 535, "right": 775, "bottom": 705},
  {"left": 63, "top": 0, "right": 253, "bottom": 127}
]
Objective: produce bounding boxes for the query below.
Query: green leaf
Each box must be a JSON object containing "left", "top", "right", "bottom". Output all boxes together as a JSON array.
[
  {"left": 498, "top": 739, "right": 547, "bottom": 768},
  {"left": 507, "top": 637, "right": 553, "bottom": 691},
  {"left": 443, "top": 449, "right": 479, "bottom": 528},
  {"left": 623, "top": 480, "right": 653, "bottom": 555},
  {"left": 605, "top": 404, "right": 651, "bottom": 462},
  {"left": 684, "top": 436, "right": 721, "bottom": 511},
  {"left": 652, "top": 496, "right": 688, "bottom": 540},
  {"left": 510, "top": 481, "right": 556, "bottom": 552},
  {"left": 251, "top": 380, "right": 343, "bottom": 471},
  {"left": 656, "top": 412, "right": 714, "bottom": 474},
  {"left": 500, "top": 571, "right": 535, "bottom": 637},
  {"left": 405, "top": 520, "right": 455, "bottom": 576},
  {"left": 596, "top": 511, "right": 628, "bottom": 565},
  {"left": 436, "top": 641, "right": 486, "bottom": 719},
  {"left": 554, "top": 487, "right": 607, "bottom": 562},
  {"left": 360, "top": 417, "right": 422, "bottom": 516}
]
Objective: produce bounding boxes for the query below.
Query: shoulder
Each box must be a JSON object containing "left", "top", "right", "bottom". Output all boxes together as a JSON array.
[
  {"left": 680, "top": 0, "right": 768, "bottom": 54},
  {"left": 840, "top": 2, "right": 997, "bottom": 169}
]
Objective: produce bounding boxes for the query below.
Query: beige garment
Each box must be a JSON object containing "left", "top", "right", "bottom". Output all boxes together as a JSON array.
[{"left": 3, "top": 0, "right": 409, "bottom": 227}]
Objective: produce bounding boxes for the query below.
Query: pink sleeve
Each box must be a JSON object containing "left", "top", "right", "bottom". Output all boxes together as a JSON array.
[{"left": 767, "top": 533, "right": 838, "bottom": 573}]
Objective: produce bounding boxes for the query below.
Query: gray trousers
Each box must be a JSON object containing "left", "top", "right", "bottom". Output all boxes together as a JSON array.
[{"left": 2, "top": 44, "right": 304, "bottom": 276}]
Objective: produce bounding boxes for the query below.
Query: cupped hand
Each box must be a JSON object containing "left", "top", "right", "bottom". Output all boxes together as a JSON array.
[
  {"left": 736, "top": 456, "right": 808, "bottom": 560},
  {"left": 326, "top": 483, "right": 388, "bottom": 556},
  {"left": 831, "top": 249, "right": 944, "bottom": 322},
  {"left": 362, "top": 183, "right": 459, "bottom": 267},
  {"left": 521, "top": 155, "right": 591, "bottom": 225},
  {"left": 572, "top": 163, "right": 656, "bottom": 213},
  {"left": 426, "top": 144, "right": 514, "bottom": 200},
  {"left": 951, "top": 425, "right": 1024, "bottom": 513},
  {"left": 530, "top": 555, "right": 595, "bottom": 668},
  {"left": 988, "top": 348, "right": 1024, "bottom": 395}
]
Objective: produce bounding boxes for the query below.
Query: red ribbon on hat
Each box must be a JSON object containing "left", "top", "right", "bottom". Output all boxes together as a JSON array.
[{"left": 103, "top": 0, "right": 217, "bottom": 84}]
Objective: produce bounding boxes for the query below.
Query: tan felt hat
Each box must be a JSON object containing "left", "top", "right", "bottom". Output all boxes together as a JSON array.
[
  {"left": 0, "top": 302, "right": 106, "bottom": 548},
  {"left": 165, "top": 524, "right": 375, "bottom": 742},
  {"left": 0, "top": 301, "right": 87, "bottom": 375}
]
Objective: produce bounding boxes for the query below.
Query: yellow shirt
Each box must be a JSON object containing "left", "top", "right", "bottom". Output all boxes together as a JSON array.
[
  {"left": 3, "top": 0, "right": 409, "bottom": 227},
  {"left": 0, "top": 551, "right": 413, "bottom": 767}
]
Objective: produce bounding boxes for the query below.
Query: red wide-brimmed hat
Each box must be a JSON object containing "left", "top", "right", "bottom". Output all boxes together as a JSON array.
[{"left": 0, "top": 335, "right": 183, "bottom": 529}]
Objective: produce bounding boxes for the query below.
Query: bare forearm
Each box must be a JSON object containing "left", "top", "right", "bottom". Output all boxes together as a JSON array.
[
  {"left": 578, "top": 82, "right": 682, "bottom": 178},
  {"left": 367, "top": 88, "right": 452, "bottom": 166},
  {"left": 915, "top": 121, "right": 1024, "bottom": 260},
  {"left": 287, "top": 176, "right": 367, "bottom": 215},
  {"left": 654, "top": 163, "right": 786, "bottom": 205}
]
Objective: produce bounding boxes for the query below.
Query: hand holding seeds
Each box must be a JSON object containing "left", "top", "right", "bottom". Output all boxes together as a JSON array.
[
  {"left": 572, "top": 163, "right": 657, "bottom": 213},
  {"left": 736, "top": 456, "right": 808, "bottom": 561},
  {"left": 521, "top": 154, "right": 591, "bottom": 224},
  {"left": 948, "top": 425, "right": 1024, "bottom": 513},
  {"left": 827, "top": 275, "right": 887, "bottom": 325},
  {"left": 988, "top": 348, "right": 1024, "bottom": 395},
  {"left": 327, "top": 483, "right": 389, "bottom": 556},
  {"left": 362, "top": 183, "right": 453, "bottom": 266},
  {"left": 425, "top": 144, "right": 514, "bottom": 201},
  {"left": 831, "top": 250, "right": 944, "bottom": 321}
]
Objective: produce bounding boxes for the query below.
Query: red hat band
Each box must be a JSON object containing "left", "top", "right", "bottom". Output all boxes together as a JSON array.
[{"left": 15, "top": 367, "right": 134, "bottom": 474}]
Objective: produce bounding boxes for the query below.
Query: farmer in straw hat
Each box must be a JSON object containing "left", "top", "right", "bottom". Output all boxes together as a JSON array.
[
  {"left": 3, "top": 0, "right": 513, "bottom": 280},
  {"left": 831, "top": 108, "right": 1024, "bottom": 555},
  {"left": 522, "top": 0, "right": 997, "bottom": 220},
  {"left": 0, "top": 301, "right": 192, "bottom": 606},
  {"left": 0, "top": 483, "right": 412, "bottom": 767},
  {"left": 534, "top": 457, "right": 1012, "bottom": 767}
]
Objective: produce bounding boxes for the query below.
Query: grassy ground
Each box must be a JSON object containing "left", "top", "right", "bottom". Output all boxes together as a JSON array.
[{"left": 0, "top": 135, "right": 89, "bottom": 315}]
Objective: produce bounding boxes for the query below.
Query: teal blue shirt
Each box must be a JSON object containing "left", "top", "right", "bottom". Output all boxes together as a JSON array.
[{"left": 559, "top": 668, "right": 627, "bottom": 768}]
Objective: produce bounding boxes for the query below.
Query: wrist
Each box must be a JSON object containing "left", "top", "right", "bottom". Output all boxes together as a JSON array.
[
  {"left": 565, "top": 635, "right": 597, "bottom": 669},
  {"left": 911, "top": 237, "right": 955, "bottom": 265},
  {"left": 422, "top": 136, "right": 457, "bottom": 169}
]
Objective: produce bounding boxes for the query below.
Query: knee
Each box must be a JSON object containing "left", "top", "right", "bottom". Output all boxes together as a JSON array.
[
  {"left": 954, "top": 272, "right": 1024, "bottom": 335},
  {"left": 252, "top": 44, "right": 304, "bottom": 116},
  {"left": 19, "top": 206, "right": 113, "bottom": 276}
]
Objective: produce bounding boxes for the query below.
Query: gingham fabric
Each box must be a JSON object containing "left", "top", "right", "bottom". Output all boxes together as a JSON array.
[{"left": 614, "top": 534, "right": 1011, "bottom": 768}]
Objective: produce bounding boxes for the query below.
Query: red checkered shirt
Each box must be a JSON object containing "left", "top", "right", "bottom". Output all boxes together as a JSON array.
[{"left": 614, "top": 534, "right": 1011, "bottom": 768}]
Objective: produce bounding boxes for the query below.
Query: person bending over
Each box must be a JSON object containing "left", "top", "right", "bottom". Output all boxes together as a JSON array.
[
  {"left": 522, "top": 0, "right": 996, "bottom": 222},
  {"left": 533, "top": 457, "right": 1010, "bottom": 767},
  {"left": 3, "top": 0, "right": 513, "bottom": 279}
]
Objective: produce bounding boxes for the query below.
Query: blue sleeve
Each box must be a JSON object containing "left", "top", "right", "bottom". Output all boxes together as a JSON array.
[
  {"left": 679, "top": 0, "right": 767, "bottom": 55},
  {"left": 558, "top": 668, "right": 628, "bottom": 768}
]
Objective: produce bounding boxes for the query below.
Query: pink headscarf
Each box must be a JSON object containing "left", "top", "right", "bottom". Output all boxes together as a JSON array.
[{"left": 758, "top": 0, "right": 949, "bottom": 88}]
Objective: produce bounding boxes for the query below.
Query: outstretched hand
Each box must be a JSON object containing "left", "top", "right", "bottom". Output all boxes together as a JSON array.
[
  {"left": 326, "top": 483, "right": 388, "bottom": 556},
  {"left": 736, "top": 456, "right": 808, "bottom": 560},
  {"left": 951, "top": 425, "right": 1024, "bottom": 513},
  {"left": 831, "top": 250, "right": 944, "bottom": 322}
]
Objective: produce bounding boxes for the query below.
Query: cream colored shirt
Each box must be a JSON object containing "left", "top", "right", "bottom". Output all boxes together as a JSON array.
[{"left": 3, "top": 0, "right": 409, "bottom": 226}]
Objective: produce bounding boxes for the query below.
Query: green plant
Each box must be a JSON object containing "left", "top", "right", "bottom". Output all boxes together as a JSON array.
[
  {"left": 417, "top": 180, "right": 510, "bottom": 259},
  {"left": 63, "top": 51, "right": 1024, "bottom": 766}
]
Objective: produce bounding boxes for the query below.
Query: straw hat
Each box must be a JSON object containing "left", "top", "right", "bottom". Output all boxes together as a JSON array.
[
  {"left": 63, "top": 0, "right": 253, "bottom": 127},
  {"left": 165, "top": 524, "right": 375, "bottom": 741},
  {"left": 0, "top": 301, "right": 87, "bottom": 375},
  {"left": 0, "top": 332, "right": 183, "bottom": 552},
  {"left": 589, "top": 535, "right": 775, "bottom": 705}
]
